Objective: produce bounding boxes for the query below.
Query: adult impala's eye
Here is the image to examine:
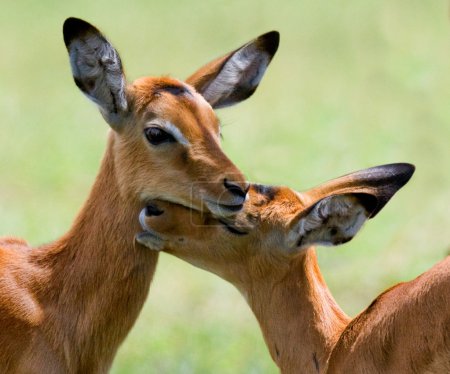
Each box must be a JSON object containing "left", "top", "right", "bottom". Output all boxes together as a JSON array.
[{"left": 144, "top": 127, "right": 176, "bottom": 146}]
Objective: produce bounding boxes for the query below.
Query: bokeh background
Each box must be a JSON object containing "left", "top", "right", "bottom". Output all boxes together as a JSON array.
[{"left": 1, "top": 1, "right": 449, "bottom": 372}]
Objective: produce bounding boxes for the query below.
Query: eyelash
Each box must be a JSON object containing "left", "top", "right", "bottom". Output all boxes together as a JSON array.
[{"left": 144, "top": 127, "right": 176, "bottom": 146}]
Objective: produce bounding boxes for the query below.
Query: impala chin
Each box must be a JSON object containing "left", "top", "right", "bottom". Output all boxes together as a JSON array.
[
  {"left": 204, "top": 190, "right": 247, "bottom": 216},
  {"left": 135, "top": 231, "right": 165, "bottom": 251}
]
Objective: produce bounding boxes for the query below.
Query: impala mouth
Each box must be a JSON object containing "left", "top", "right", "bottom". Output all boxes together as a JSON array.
[
  {"left": 218, "top": 219, "right": 249, "bottom": 236},
  {"left": 135, "top": 230, "right": 165, "bottom": 251},
  {"left": 216, "top": 203, "right": 244, "bottom": 212},
  {"left": 205, "top": 200, "right": 245, "bottom": 217},
  {"left": 140, "top": 193, "right": 245, "bottom": 218}
]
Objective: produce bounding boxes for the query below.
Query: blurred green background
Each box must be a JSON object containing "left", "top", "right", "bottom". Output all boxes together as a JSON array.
[{"left": 1, "top": 1, "right": 449, "bottom": 372}]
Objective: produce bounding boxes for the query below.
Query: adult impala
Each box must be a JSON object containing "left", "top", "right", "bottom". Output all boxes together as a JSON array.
[
  {"left": 137, "top": 163, "right": 415, "bottom": 373},
  {"left": 0, "top": 18, "right": 279, "bottom": 372}
]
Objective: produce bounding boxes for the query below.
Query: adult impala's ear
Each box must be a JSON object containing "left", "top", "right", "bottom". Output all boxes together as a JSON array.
[
  {"left": 287, "top": 163, "right": 415, "bottom": 250},
  {"left": 186, "top": 31, "right": 279, "bottom": 108},
  {"left": 63, "top": 18, "right": 128, "bottom": 130}
]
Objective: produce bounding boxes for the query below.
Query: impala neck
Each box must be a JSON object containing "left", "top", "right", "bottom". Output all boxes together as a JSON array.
[
  {"left": 241, "top": 249, "right": 349, "bottom": 374},
  {"left": 31, "top": 134, "right": 158, "bottom": 372}
]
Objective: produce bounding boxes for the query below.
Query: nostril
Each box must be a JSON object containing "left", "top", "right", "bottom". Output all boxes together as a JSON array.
[
  {"left": 223, "top": 178, "right": 247, "bottom": 199},
  {"left": 145, "top": 204, "right": 164, "bottom": 217}
]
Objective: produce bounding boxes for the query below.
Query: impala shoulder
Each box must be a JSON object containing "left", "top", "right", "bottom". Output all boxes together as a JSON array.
[
  {"left": 0, "top": 276, "right": 44, "bottom": 327},
  {"left": 332, "top": 282, "right": 405, "bottom": 352},
  {"left": 0, "top": 243, "right": 44, "bottom": 327}
]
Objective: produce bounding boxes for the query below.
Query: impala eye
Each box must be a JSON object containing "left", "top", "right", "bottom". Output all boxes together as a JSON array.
[{"left": 144, "top": 127, "right": 176, "bottom": 146}]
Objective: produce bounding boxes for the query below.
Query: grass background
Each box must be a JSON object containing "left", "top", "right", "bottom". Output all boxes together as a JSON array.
[{"left": 1, "top": 1, "right": 449, "bottom": 372}]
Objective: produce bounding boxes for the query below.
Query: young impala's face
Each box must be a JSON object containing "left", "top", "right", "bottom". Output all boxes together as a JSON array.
[
  {"left": 136, "top": 164, "right": 415, "bottom": 281},
  {"left": 136, "top": 184, "right": 304, "bottom": 281},
  {"left": 139, "top": 184, "right": 300, "bottom": 253}
]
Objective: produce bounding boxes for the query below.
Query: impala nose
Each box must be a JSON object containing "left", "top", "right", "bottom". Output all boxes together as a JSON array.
[{"left": 223, "top": 178, "right": 249, "bottom": 199}]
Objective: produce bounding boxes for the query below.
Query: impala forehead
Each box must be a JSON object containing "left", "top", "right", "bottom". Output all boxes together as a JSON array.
[
  {"left": 132, "top": 77, "right": 220, "bottom": 135},
  {"left": 248, "top": 185, "right": 304, "bottom": 226},
  {"left": 143, "top": 100, "right": 220, "bottom": 145},
  {"left": 251, "top": 185, "right": 302, "bottom": 209}
]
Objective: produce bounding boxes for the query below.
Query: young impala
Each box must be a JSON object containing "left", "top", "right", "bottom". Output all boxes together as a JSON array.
[
  {"left": 137, "top": 163, "right": 415, "bottom": 373},
  {"left": 0, "top": 18, "right": 279, "bottom": 372}
]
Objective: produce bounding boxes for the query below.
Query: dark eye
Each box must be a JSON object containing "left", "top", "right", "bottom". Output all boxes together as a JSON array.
[{"left": 144, "top": 127, "right": 176, "bottom": 146}]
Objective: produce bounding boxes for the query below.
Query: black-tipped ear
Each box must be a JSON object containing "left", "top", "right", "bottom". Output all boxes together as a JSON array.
[
  {"left": 287, "top": 163, "right": 415, "bottom": 251},
  {"left": 186, "top": 31, "right": 280, "bottom": 108},
  {"left": 63, "top": 17, "right": 100, "bottom": 48},
  {"left": 63, "top": 17, "right": 128, "bottom": 129},
  {"left": 348, "top": 163, "right": 415, "bottom": 217},
  {"left": 288, "top": 194, "right": 371, "bottom": 250}
]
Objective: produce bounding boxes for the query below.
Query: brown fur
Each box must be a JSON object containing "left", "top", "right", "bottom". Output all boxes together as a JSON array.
[
  {"left": 0, "top": 18, "right": 280, "bottom": 372},
  {"left": 137, "top": 164, "right": 413, "bottom": 373},
  {"left": 0, "top": 25, "right": 278, "bottom": 372},
  {"left": 138, "top": 185, "right": 350, "bottom": 373},
  {"left": 327, "top": 257, "right": 450, "bottom": 373}
]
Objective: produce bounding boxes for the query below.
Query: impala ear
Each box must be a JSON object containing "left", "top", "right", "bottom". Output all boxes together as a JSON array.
[
  {"left": 287, "top": 163, "right": 415, "bottom": 250},
  {"left": 186, "top": 31, "right": 279, "bottom": 108},
  {"left": 63, "top": 17, "right": 128, "bottom": 130},
  {"left": 288, "top": 194, "right": 373, "bottom": 250}
]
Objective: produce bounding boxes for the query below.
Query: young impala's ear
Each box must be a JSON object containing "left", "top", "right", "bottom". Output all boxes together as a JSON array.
[
  {"left": 63, "top": 17, "right": 128, "bottom": 130},
  {"left": 288, "top": 194, "right": 374, "bottom": 250},
  {"left": 287, "top": 163, "right": 415, "bottom": 250},
  {"left": 186, "top": 31, "right": 279, "bottom": 108}
]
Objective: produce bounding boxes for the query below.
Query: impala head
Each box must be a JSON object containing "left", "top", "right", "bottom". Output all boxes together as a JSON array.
[
  {"left": 136, "top": 163, "right": 414, "bottom": 282},
  {"left": 63, "top": 17, "right": 279, "bottom": 217}
]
